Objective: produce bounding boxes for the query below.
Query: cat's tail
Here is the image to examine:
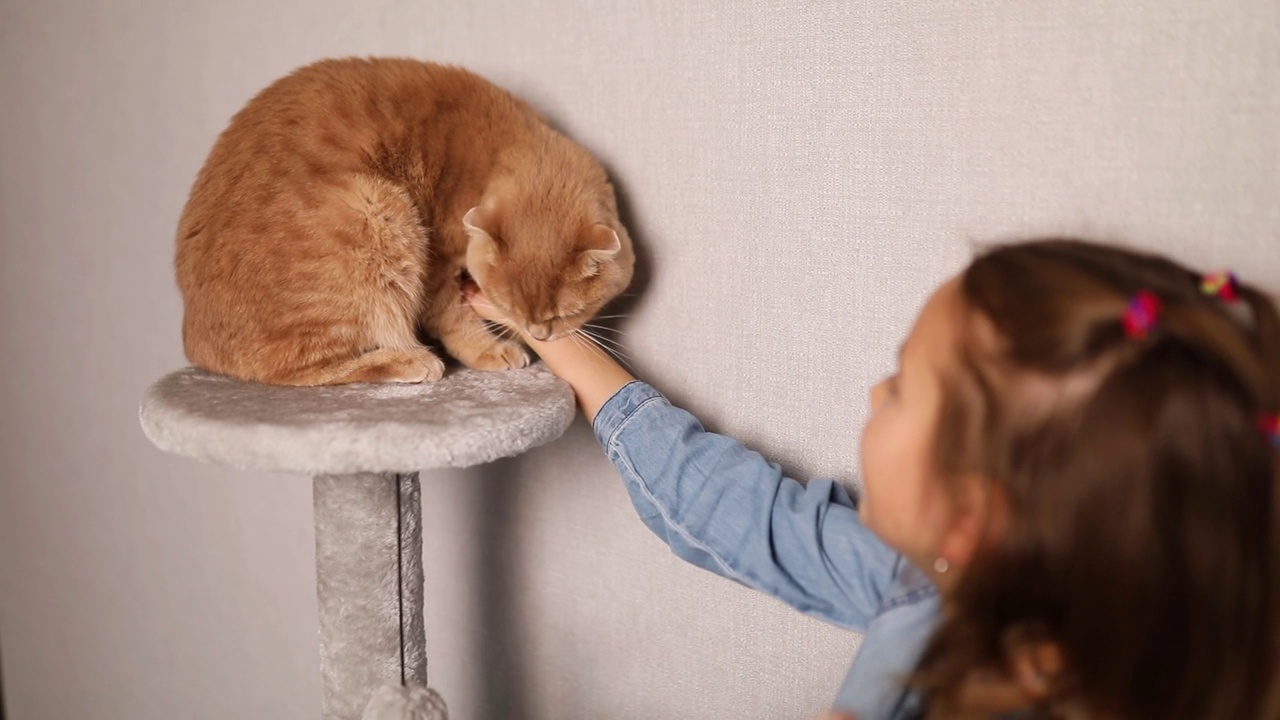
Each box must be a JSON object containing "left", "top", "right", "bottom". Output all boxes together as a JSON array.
[{"left": 263, "top": 347, "right": 446, "bottom": 386}]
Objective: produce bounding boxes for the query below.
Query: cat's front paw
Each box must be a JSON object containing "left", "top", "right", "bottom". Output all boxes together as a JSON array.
[{"left": 460, "top": 338, "right": 531, "bottom": 372}]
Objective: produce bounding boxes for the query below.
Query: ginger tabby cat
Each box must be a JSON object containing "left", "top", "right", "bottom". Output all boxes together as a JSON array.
[{"left": 176, "top": 57, "right": 634, "bottom": 385}]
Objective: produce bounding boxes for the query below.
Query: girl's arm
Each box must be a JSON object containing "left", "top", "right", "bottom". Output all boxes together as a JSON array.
[{"left": 467, "top": 292, "right": 906, "bottom": 632}]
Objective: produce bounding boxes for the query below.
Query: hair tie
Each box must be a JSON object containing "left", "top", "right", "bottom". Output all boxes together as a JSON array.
[
  {"left": 1260, "top": 413, "right": 1280, "bottom": 450},
  {"left": 1200, "top": 271, "right": 1240, "bottom": 302},
  {"left": 1123, "top": 290, "right": 1162, "bottom": 340}
]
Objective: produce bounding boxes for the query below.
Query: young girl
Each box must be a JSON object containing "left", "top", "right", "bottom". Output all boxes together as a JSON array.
[{"left": 467, "top": 239, "right": 1280, "bottom": 719}]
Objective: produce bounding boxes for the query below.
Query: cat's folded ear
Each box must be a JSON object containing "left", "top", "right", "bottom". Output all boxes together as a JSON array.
[
  {"left": 579, "top": 224, "right": 622, "bottom": 278},
  {"left": 463, "top": 205, "right": 502, "bottom": 264}
]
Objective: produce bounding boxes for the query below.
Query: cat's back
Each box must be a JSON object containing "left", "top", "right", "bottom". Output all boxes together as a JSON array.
[
  {"left": 227, "top": 58, "right": 520, "bottom": 143},
  {"left": 176, "top": 58, "right": 533, "bottom": 285},
  {"left": 180, "top": 58, "right": 523, "bottom": 217}
]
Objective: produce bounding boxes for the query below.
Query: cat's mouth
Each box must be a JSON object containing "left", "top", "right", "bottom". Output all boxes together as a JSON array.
[{"left": 459, "top": 269, "right": 480, "bottom": 297}]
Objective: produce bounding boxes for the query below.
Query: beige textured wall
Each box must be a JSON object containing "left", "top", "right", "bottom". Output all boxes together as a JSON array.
[{"left": 2, "top": 1, "right": 1278, "bottom": 719}]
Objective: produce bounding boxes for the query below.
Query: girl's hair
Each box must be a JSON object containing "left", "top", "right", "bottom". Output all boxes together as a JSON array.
[{"left": 912, "top": 239, "right": 1280, "bottom": 719}]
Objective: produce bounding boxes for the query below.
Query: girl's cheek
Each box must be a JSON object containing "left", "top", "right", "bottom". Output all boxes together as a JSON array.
[
  {"left": 860, "top": 412, "right": 878, "bottom": 452},
  {"left": 869, "top": 380, "right": 889, "bottom": 413}
]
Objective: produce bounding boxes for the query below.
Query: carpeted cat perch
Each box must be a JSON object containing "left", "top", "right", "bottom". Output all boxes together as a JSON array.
[{"left": 138, "top": 364, "right": 576, "bottom": 720}]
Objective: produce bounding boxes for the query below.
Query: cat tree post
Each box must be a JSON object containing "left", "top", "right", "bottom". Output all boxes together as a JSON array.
[{"left": 138, "top": 365, "right": 575, "bottom": 720}]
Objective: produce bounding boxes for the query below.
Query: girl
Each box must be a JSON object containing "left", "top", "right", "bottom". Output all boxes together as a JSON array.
[{"left": 467, "top": 239, "right": 1280, "bottom": 719}]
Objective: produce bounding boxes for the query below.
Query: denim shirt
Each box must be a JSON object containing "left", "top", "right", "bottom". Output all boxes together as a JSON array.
[{"left": 593, "top": 381, "right": 942, "bottom": 719}]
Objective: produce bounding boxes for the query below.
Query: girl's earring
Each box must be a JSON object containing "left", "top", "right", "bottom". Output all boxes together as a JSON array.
[{"left": 933, "top": 558, "right": 949, "bottom": 573}]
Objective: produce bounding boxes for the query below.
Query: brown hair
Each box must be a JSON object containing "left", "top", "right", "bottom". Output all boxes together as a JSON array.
[{"left": 914, "top": 240, "right": 1280, "bottom": 719}]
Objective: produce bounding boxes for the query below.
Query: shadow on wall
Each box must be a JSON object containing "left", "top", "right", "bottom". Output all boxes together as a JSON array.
[
  {"left": 514, "top": 88, "right": 658, "bottom": 368},
  {"left": 472, "top": 456, "right": 532, "bottom": 720},
  {"left": 600, "top": 159, "right": 656, "bottom": 330},
  {"left": 459, "top": 81, "right": 655, "bottom": 720}
]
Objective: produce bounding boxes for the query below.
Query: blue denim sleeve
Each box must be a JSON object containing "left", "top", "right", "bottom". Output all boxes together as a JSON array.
[{"left": 592, "top": 381, "right": 903, "bottom": 633}]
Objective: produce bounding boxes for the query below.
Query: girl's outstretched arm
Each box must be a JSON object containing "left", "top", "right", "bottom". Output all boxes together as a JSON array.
[
  {"left": 466, "top": 288, "right": 906, "bottom": 633},
  {"left": 467, "top": 289, "right": 635, "bottom": 421}
]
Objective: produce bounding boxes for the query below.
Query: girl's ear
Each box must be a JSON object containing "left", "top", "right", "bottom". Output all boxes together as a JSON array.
[{"left": 936, "top": 474, "right": 1007, "bottom": 573}]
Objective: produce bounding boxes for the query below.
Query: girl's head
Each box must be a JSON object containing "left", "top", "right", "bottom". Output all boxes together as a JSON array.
[{"left": 859, "top": 239, "right": 1280, "bottom": 718}]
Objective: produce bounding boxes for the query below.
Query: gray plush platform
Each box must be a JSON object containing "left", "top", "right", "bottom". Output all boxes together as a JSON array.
[
  {"left": 140, "top": 364, "right": 576, "bottom": 475},
  {"left": 137, "top": 362, "right": 577, "bottom": 720}
]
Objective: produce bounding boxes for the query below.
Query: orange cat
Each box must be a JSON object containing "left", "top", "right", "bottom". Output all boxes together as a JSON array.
[{"left": 176, "top": 57, "right": 634, "bottom": 385}]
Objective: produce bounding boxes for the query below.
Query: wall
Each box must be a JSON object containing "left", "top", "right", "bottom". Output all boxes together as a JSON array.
[{"left": 1, "top": 1, "right": 1277, "bottom": 718}]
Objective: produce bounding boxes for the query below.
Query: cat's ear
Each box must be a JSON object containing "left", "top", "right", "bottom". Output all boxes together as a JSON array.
[
  {"left": 462, "top": 205, "right": 499, "bottom": 238},
  {"left": 579, "top": 224, "right": 621, "bottom": 278},
  {"left": 463, "top": 206, "right": 501, "bottom": 264}
]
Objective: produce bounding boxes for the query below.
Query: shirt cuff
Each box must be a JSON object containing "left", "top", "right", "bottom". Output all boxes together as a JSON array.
[{"left": 591, "top": 380, "right": 665, "bottom": 448}]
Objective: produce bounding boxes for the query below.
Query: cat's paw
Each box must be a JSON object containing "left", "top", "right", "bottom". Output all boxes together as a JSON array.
[
  {"left": 463, "top": 338, "right": 531, "bottom": 372},
  {"left": 395, "top": 355, "right": 448, "bottom": 383},
  {"left": 371, "top": 349, "right": 447, "bottom": 383}
]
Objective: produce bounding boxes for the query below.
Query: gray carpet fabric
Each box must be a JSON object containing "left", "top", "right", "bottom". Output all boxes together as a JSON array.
[
  {"left": 138, "top": 363, "right": 576, "bottom": 720},
  {"left": 138, "top": 364, "right": 576, "bottom": 474},
  {"left": 315, "top": 474, "right": 428, "bottom": 720},
  {"left": 361, "top": 685, "right": 448, "bottom": 720}
]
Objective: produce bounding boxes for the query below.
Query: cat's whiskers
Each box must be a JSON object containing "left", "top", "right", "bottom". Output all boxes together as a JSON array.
[
  {"left": 569, "top": 330, "right": 618, "bottom": 366},
  {"left": 454, "top": 320, "right": 517, "bottom": 347},
  {"left": 572, "top": 328, "right": 637, "bottom": 372},
  {"left": 579, "top": 329, "right": 631, "bottom": 354},
  {"left": 580, "top": 331, "right": 633, "bottom": 362},
  {"left": 591, "top": 342, "right": 638, "bottom": 373},
  {"left": 581, "top": 324, "right": 626, "bottom": 338}
]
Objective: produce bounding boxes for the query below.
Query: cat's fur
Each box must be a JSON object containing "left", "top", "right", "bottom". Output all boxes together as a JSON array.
[{"left": 176, "top": 58, "right": 633, "bottom": 385}]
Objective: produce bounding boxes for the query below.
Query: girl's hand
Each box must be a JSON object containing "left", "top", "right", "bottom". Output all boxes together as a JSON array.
[{"left": 466, "top": 286, "right": 636, "bottom": 422}]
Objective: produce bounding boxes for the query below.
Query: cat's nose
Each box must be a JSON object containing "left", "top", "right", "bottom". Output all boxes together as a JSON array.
[{"left": 529, "top": 323, "right": 552, "bottom": 341}]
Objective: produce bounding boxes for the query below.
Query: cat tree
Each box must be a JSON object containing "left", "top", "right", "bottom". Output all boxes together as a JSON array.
[{"left": 139, "top": 364, "right": 576, "bottom": 720}]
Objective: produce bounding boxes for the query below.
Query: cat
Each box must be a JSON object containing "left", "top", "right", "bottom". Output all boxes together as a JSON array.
[{"left": 175, "top": 57, "right": 634, "bottom": 385}]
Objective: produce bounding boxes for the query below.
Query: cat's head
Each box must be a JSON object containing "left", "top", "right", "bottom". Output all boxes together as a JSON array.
[{"left": 462, "top": 182, "right": 633, "bottom": 342}]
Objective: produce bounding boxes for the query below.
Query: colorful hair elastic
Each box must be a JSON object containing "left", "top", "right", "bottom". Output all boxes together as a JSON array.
[
  {"left": 1200, "top": 271, "right": 1240, "bottom": 302},
  {"left": 1260, "top": 413, "right": 1280, "bottom": 450},
  {"left": 1123, "top": 290, "right": 1162, "bottom": 340}
]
